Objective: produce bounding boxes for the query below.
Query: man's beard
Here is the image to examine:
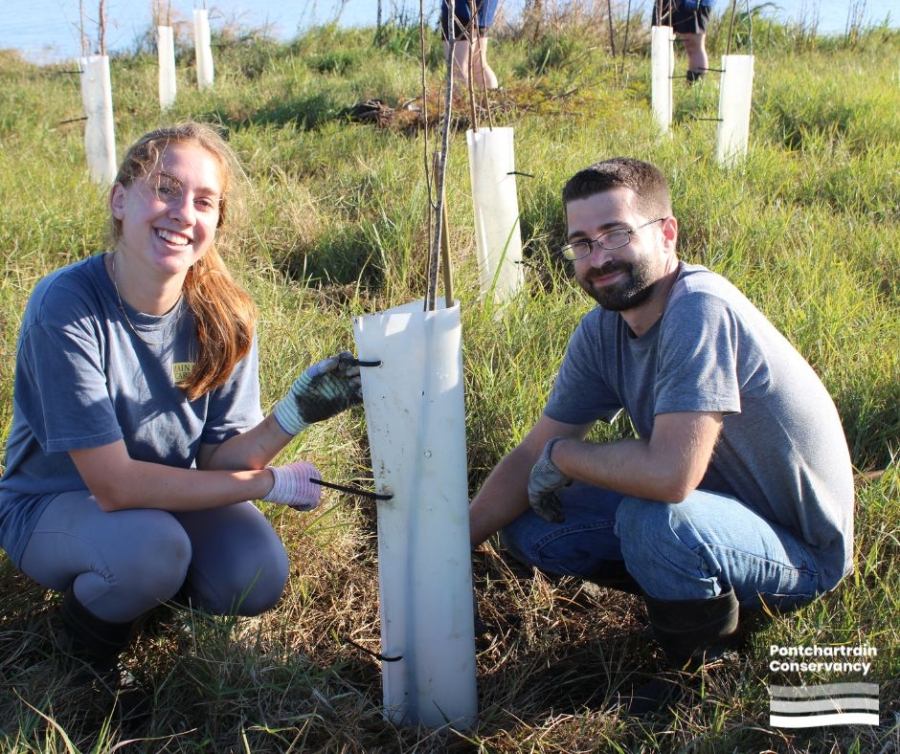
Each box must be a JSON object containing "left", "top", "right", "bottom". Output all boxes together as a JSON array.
[{"left": 577, "top": 259, "right": 657, "bottom": 311}]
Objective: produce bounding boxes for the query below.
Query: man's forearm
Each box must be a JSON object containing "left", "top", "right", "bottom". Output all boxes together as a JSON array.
[
  {"left": 549, "top": 411, "right": 721, "bottom": 504},
  {"left": 550, "top": 436, "right": 677, "bottom": 500}
]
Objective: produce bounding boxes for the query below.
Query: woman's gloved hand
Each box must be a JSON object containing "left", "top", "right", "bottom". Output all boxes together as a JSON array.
[
  {"left": 273, "top": 352, "right": 363, "bottom": 436},
  {"left": 262, "top": 461, "right": 322, "bottom": 511}
]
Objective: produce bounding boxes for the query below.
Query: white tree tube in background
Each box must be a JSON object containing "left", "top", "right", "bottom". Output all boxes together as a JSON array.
[
  {"left": 79, "top": 55, "right": 117, "bottom": 185},
  {"left": 651, "top": 26, "right": 674, "bottom": 134},
  {"left": 717, "top": 55, "right": 755, "bottom": 167},
  {"left": 158, "top": 25, "right": 177, "bottom": 109},
  {"left": 193, "top": 9, "right": 214, "bottom": 90},
  {"left": 352, "top": 299, "right": 478, "bottom": 731},
  {"left": 466, "top": 127, "right": 524, "bottom": 305}
]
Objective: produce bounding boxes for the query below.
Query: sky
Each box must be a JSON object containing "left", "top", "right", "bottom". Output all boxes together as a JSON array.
[{"left": 1, "top": 0, "right": 896, "bottom": 65}]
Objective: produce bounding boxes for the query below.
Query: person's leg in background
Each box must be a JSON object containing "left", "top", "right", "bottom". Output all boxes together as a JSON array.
[
  {"left": 441, "top": 0, "right": 499, "bottom": 91},
  {"left": 678, "top": 30, "right": 709, "bottom": 83},
  {"left": 468, "top": 0, "right": 499, "bottom": 89},
  {"left": 652, "top": 0, "right": 711, "bottom": 84}
]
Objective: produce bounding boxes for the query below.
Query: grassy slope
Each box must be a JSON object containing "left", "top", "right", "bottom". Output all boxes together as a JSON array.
[{"left": 0, "top": 12, "right": 897, "bottom": 753}]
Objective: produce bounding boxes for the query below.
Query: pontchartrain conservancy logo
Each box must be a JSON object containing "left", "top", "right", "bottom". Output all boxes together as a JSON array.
[{"left": 767, "top": 644, "right": 880, "bottom": 728}]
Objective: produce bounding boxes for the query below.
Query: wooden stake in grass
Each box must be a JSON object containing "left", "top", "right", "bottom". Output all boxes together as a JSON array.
[
  {"left": 432, "top": 151, "right": 455, "bottom": 309},
  {"left": 76, "top": 0, "right": 106, "bottom": 56},
  {"left": 425, "top": 27, "right": 455, "bottom": 312},
  {"left": 98, "top": 0, "right": 106, "bottom": 55},
  {"left": 79, "top": 0, "right": 88, "bottom": 57}
]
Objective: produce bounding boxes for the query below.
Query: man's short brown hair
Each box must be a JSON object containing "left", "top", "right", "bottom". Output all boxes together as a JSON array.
[{"left": 562, "top": 157, "right": 673, "bottom": 219}]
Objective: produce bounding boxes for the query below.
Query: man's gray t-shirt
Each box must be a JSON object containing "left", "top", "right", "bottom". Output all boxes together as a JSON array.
[
  {"left": 0, "top": 254, "right": 264, "bottom": 565},
  {"left": 544, "top": 263, "right": 854, "bottom": 591}
]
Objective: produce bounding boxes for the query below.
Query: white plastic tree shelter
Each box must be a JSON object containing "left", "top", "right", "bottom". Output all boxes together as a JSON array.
[
  {"left": 716, "top": 55, "right": 755, "bottom": 167},
  {"left": 193, "top": 9, "right": 214, "bottom": 90},
  {"left": 352, "top": 300, "right": 478, "bottom": 730},
  {"left": 158, "top": 25, "right": 177, "bottom": 109},
  {"left": 79, "top": 55, "right": 117, "bottom": 185},
  {"left": 651, "top": 25, "right": 674, "bottom": 134},
  {"left": 466, "top": 127, "right": 525, "bottom": 304}
]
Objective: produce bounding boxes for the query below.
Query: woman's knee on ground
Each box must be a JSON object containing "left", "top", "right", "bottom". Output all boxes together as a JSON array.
[
  {"left": 235, "top": 547, "right": 289, "bottom": 615},
  {"left": 71, "top": 512, "right": 192, "bottom": 621},
  {"left": 111, "top": 514, "right": 192, "bottom": 602},
  {"left": 187, "top": 543, "right": 289, "bottom": 616}
]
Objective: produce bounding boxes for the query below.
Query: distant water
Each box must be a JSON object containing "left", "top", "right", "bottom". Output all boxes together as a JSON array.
[{"left": 1, "top": 0, "right": 896, "bottom": 66}]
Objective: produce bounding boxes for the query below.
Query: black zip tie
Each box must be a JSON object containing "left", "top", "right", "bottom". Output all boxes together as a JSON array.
[
  {"left": 342, "top": 635, "right": 403, "bottom": 662},
  {"left": 59, "top": 116, "right": 89, "bottom": 125},
  {"left": 310, "top": 478, "right": 393, "bottom": 501},
  {"left": 349, "top": 359, "right": 381, "bottom": 367},
  {"left": 507, "top": 171, "right": 535, "bottom": 178}
]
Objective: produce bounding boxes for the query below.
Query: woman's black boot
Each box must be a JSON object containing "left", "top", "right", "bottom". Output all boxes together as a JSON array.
[{"left": 57, "top": 588, "right": 134, "bottom": 676}]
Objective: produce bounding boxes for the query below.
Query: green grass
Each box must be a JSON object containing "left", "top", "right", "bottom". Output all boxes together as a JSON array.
[{"left": 0, "top": 6, "right": 898, "bottom": 751}]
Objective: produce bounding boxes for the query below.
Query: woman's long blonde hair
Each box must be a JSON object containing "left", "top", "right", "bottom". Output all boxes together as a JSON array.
[{"left": 111, "top": 122, "right": 257, "bottom": 401}]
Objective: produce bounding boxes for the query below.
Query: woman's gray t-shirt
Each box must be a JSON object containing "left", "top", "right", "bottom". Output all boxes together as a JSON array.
[{"left": 0, "top": 254, "right": 263, "bottom": 565}]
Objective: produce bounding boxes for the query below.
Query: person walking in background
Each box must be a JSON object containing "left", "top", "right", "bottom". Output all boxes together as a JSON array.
[
  {"left": 653, "top": 0, "right": 713, "bottom": 83},
  {"left": 468, "top": 157, "right": 854, "bottom": 714},
  {"left": 0, "top": 122, "right": 363, "bottom": 692},
  {"left": 441, "top": 0, "right": 500, "bottom": 90}
]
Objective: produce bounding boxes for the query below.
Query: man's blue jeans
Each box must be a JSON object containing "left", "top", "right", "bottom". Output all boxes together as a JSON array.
[{"left": 501, "top": 481, "right": 822, "bottom": 611}]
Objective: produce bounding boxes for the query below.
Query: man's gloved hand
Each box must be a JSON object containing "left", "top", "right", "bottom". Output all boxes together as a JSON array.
[
  {"left": 263, "top": 461, "right": 322, "bottom": 511},
  {"left": 273, "top": 351, "right": 363, "bottom": 436},
  {"left": 527, "top": 436, "right": 572, "bottom": 523}
]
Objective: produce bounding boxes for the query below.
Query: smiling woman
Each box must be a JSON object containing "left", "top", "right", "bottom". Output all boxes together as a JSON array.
[
  {"left": 109, "top": 142, "right": 224, "bottom": 304},
  {"left": 107, "top": 124, "right": 251, "bottom": 395},
  {"left": 0, "top": 122, "right": 366, "bottom": 701}
]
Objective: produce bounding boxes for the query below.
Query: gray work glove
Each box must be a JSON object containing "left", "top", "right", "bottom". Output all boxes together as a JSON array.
[
  {"left": 527, "top": 436, "right": 572, "bottom": 523},
  {"left": 262, "top": 461, "right": 322, "bottom": 511},
  {"left": 273, "top": 351, "right": 363, "bottom": 436}
]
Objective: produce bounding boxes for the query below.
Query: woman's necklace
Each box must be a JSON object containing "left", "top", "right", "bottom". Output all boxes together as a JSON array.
[{"left": 108, "top": 252, "right": 180, "bottom": 345}]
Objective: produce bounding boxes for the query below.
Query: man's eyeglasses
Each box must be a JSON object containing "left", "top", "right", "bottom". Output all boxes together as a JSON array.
[{"left": 559, "top": 217, "right": 667, "bottom": 261}]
